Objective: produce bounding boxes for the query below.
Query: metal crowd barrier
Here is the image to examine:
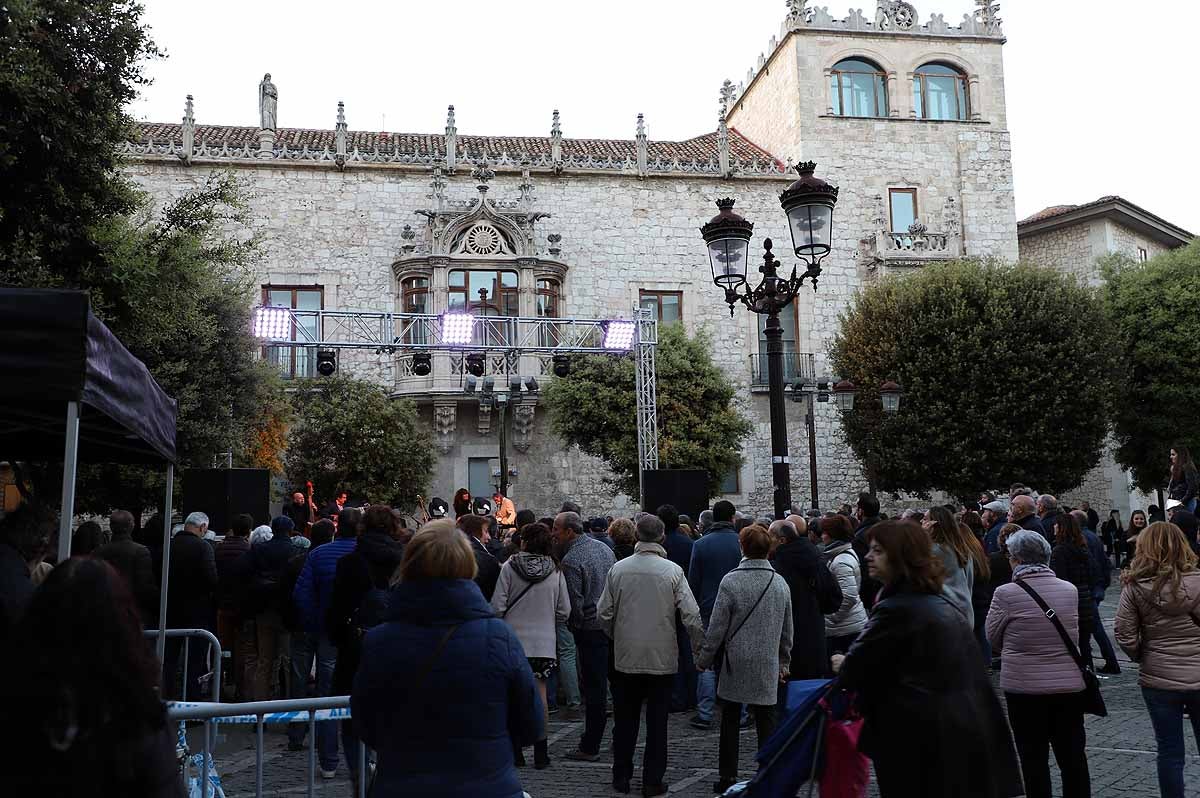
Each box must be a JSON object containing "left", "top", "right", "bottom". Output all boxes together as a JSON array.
[
  {"left": 167, "top": 696, "right": 365, "bottom": 798},
  {"left": 143, "top": 627, "right": 223, "bottom": 703}
]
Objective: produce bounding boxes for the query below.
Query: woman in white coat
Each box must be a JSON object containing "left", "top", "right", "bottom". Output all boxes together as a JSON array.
[{"left": 821, "top": 514, "right": 868, "bottom": 654}]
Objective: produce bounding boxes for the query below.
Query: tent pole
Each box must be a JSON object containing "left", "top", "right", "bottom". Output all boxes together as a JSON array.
[
  {"left": 56, "top": 401, "right": 81, "bottom": 563},
  {"left": 156, "top": 463, "right": 174, "bottom": 666}
]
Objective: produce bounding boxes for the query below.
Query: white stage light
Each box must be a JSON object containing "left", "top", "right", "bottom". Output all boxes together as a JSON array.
[
  {"left": 252, "top": 306, "right": 291, "bottom": 340},
  {"left": 602, "top": 320, "right": 636, "bottom": 350},
  {"left": 441, "top": 312, "right": 475, "bottom": 345}
]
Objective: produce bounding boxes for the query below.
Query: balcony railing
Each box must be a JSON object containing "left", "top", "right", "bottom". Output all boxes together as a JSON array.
[
  {"left": 860, "top": 228, "right": 962, "bottom": 268},
  {"left": 750, "top": 352, "right": 816, "bottom": 388}
]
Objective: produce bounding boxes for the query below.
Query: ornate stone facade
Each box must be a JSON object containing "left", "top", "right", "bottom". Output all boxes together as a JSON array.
[{"left": 122, "top": 1, "right": 1021, "bottom": 516}]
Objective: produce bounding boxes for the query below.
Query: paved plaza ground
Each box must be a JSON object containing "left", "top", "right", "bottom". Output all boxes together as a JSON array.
[{"left": 196, "top": 592, "right": 1200, "bottom": 797}]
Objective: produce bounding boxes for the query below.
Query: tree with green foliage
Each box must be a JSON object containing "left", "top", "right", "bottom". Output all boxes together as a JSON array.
[
  {"left": 8, "top": 173, "right": 286, "bottom": 516},
  {"left": 830, "top": 259, "right": 1119, "bottom": 501},
  {"left": 0, "top": 0, "right": 159, "bottom": 283},
  {"left": 1101, "top": 242, "right": 1200, "bottom": 493},
  {"left": 542, "top": 323, "right": 752, "bottom": 502},
  {"left": 284, "top": 376, "right": 433, "bottom": 508}
]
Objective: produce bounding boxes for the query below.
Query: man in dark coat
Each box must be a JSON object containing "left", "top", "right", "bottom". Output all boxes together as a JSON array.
[
  {"left": 1073, "top": 510, "right": 1120, "bottom": 675},
  {"left": 459, "top": 514, "right": 500, "bottom": 601},
  {"left": 326, "top": 505, "right": 405, "bottom": 787},
  {"left": 981, "top": 501, "right": 1009, "bottom": 555},
  {"left": 95, "top": 509, "right": 158, "bottom": 624},
  {"left": 1010, "top": 495, "right": 1049, "bottom": 542},
  {"left": 659, "top": 504, "right": 698, "bottom": 713},
  {"left": 283, "top": 490, "right": 315, "bottom": 533},
  {"left": 164, "top": 512, "right": 219, "bottom": 700},
  {"left": 212, "top": 513, "right": 253, "bottom": 698},
  {"left": 0, "top": 504, "right": 41, "bottom": 642},
  {"left": 770, "top": 520, "right": 841, "bottom": 681},
  {"left": 851, "top": 492, "right": 882, "bottom": 608},
  {"left": 687, "top": 500, "right": 743, "bottom": 730}
]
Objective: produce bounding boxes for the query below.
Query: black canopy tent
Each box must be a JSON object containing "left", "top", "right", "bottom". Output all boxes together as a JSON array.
[{"left": 0, "top": 288, "right": 178, "bottom": 661}]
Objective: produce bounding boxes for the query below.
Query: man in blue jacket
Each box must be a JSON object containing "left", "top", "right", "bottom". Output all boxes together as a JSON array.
[
  {"left": 289, "top": 507, "right": 360, "bottom": 773},
  {"left": 1072, "top": 509, "right": 1121, "bottom": 675},
  {"left": 686, "top": 500, "right": 744, "bottom": 730}
]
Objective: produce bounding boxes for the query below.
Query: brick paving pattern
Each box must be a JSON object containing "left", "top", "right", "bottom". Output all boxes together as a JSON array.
[{"left": 198, "top": 593, "right": 1200, "bottom": 797}]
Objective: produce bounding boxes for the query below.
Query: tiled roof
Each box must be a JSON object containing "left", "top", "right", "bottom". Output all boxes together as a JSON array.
[
  {"left": 128, "top": 122, "right": 784, "bottom": 174},
  {"left": 1018, "top": 197, "right": 1120, "bottom": 226},
  {"left": 1018, "top": 195, "right": 1193, "bottom": 245}
]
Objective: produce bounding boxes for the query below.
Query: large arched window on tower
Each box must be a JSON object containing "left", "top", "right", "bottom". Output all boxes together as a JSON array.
[
  {"left": 449, "top": 269, "right": 518, "bottom": 345},
  {"left": 913, "top": 63, "right": 969, "bottom": 121},
  {"left": 830, "top": 58, "right": 888, "bottom": 118}
]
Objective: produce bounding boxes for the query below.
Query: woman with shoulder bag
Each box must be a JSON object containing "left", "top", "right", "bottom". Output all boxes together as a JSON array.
[
  {"left": 1114, "top": 521, "right": 1200, "bottom": 798},
  {"left": 492, "top": 522, "right": 571, "bottom": 770},
  {"left": 696, "top": 525, "right": 793, "bottom": 795},
  {"left": 986, "top": 529, "right": 1092, "bottom": 798}
]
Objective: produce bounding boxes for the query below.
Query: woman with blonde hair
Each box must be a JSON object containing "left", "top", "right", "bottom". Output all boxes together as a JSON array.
[
  {"left": 351, "top": 520, "right": 541, "bottom": 798},
  {"left": 1115, "top": 522, "right": 1200, "bottom": 798},
  {"left": 923, "top": 506, "right": 989, "bottom": 629}
]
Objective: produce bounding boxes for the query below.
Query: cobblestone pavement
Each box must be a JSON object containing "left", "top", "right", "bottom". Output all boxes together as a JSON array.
[{"left": 197, "top": 593, "right": 1200, "bottom": 797}]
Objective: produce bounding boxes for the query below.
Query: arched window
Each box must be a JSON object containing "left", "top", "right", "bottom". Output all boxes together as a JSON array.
[
  {"left": 830, "top": 58, "right": 888, "bottom": 118},
  {"left": 400, "top": 276, "right": 429, "bottom": 344},
  {"left": 913, "top": 63, "right": 969, "bottom": 121}
]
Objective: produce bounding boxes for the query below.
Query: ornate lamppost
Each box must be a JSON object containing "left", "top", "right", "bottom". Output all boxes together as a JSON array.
[{"left": 699, "top": 162, "right": 839, "bottom": 519}]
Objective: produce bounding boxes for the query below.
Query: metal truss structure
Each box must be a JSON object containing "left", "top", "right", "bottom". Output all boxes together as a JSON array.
[{"left": 258, "top": 307, "right": 660, "bottom": 478}]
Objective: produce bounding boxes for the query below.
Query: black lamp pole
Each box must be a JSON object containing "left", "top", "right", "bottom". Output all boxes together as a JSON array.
[{"left": 700, "top": 162, "right": 839, "bottom": 520}]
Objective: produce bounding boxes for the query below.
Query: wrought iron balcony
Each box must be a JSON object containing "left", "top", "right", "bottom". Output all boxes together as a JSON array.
[{"left": 750, "top": 352, "right": 816, "bottom": 390}]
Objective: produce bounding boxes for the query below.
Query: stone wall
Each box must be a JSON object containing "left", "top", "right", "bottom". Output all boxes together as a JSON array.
[{"left": 1018, "top": 222, "right": 1097, "bottom": 282}]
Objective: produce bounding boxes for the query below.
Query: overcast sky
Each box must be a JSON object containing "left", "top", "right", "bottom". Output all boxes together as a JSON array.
[{"left": 128, "top": 0, "right": 1198, "bottom": 234}]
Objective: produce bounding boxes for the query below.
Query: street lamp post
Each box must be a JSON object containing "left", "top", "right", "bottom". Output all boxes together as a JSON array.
[{"left": 700, "top": 162, "right": 839, "bottom": 519}]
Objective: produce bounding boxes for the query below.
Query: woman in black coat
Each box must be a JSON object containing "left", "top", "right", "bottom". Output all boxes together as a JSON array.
[
  {"left": 1049, "top": 512, "right": 1096, "bottom": 650},
  {"left": 832, "top": 520, "right": 1022, "bottom": 798},
  {"left": 771, "top": 520, "right": 841, "bottom": 680}
]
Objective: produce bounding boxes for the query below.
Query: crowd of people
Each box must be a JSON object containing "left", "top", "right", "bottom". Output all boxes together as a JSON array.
[{"left": 1, "top": 451, "right": 1200, "bottom": 797}]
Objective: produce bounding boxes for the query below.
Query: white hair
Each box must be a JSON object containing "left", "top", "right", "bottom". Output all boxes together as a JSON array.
[
  {"left": 1007, "top": 529, "right": 1051, "bottom": 565},
  {"left": 249, "top": 526, "right": 273, "bottom": 546},
  {"left": 184, "top": 511, "right": 209, "bottom": 529}
]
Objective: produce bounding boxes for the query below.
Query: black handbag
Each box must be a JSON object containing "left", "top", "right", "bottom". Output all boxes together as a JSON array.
[{"left": 1015, "top": 579, "right": 1107, "bottom": 717}]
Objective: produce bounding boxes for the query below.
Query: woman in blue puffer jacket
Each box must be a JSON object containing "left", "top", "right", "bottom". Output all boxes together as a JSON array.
[{"left": 351, "top": 519, "right": 542, "bottom": 798}]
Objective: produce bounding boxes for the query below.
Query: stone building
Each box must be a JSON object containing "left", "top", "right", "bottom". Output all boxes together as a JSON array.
[
  {"left": 122, "top": 1, "right": 1015, "bottom": 516},
  {"left": 1017, "top": 196, "right": 1193, "bottom": 518}
]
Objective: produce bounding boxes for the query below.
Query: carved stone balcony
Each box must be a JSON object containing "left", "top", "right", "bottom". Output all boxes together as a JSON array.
[{"left": 859, "top": 224, "right": 963, "bottom": 271}]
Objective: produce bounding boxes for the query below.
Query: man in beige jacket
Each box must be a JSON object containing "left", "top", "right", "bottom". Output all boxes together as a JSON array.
[{"left": 598, "top": 514, "right": 703, "bottom": 796}]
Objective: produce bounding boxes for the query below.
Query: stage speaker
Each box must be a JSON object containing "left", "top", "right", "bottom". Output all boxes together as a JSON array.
[
  {"left": 641, "top": 469, "right": 710, "bottom": 522},
  {"left": 182, "top": 468, "right": 271, "bottom": 535}
]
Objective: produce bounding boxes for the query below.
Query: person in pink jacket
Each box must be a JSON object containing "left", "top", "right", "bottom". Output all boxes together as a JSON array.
[
  {"left": 1114, "top": 521, "right": 1200, "bottom": 798},
  {"left": 986, "top": 529, "right": 1091, "bottom": 798}
]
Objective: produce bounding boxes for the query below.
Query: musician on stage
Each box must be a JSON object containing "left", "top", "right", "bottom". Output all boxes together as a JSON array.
[
  {"left": 493, "top": 491, "right": 517, "bottom": 529},
  {"left": 283, "top": 490, "right": 316, "bottom": 532}
]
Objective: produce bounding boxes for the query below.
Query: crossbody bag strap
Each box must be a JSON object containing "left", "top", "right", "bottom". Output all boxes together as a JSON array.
[
  {"left": 411, "top": 624, "right": 461, "bottom": 691},
  {"left": 501, "top": 580, "right": 537, "bottom": 618},
  {"left": 1015, "top": 579, "right": 1087, "bottom": 672},
  {"left": 725, "top": 572, "right": 776, "bottom": 649}
]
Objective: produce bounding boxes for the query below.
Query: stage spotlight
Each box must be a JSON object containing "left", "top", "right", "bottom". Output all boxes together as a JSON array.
[
  {"left": 509, "top": 375, "right": 523, "bottom": 394},
  {"left": 465, "top": 353, "right": 485, "bottom": 377},
  {"left": 524, "top": 376, "right": 539, "bottom": 393},
  {"left": 552, "top": 355, "right": 571, "bottom": 378},
  {"left": 602, "top": 320, "right": 636, "bottom": 350},
  {"left": 412, "top": 353, "right": 432, "bottom": 376},
  {"left": 441, "top": 312, "right": 475, "bottom": 345},
  {"left": 316, "top": 350, "right": 337, "bottom": 377},
  {"left": 465, "top": 375, "right": 477, "bottom": 393},
  {"left": 252, "top": 305, "right": 291, "bottom": 340},
  {"left": 481, "top": 376, "right": 495, "bottom": 394}
]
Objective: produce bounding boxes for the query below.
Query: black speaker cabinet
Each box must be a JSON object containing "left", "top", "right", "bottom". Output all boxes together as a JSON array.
[
  {"left": 641, "top": 469, "right": 710, "bottom": 522},
  {"left": 182, "top": 468, "right": 271, "bottom": 535}
]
